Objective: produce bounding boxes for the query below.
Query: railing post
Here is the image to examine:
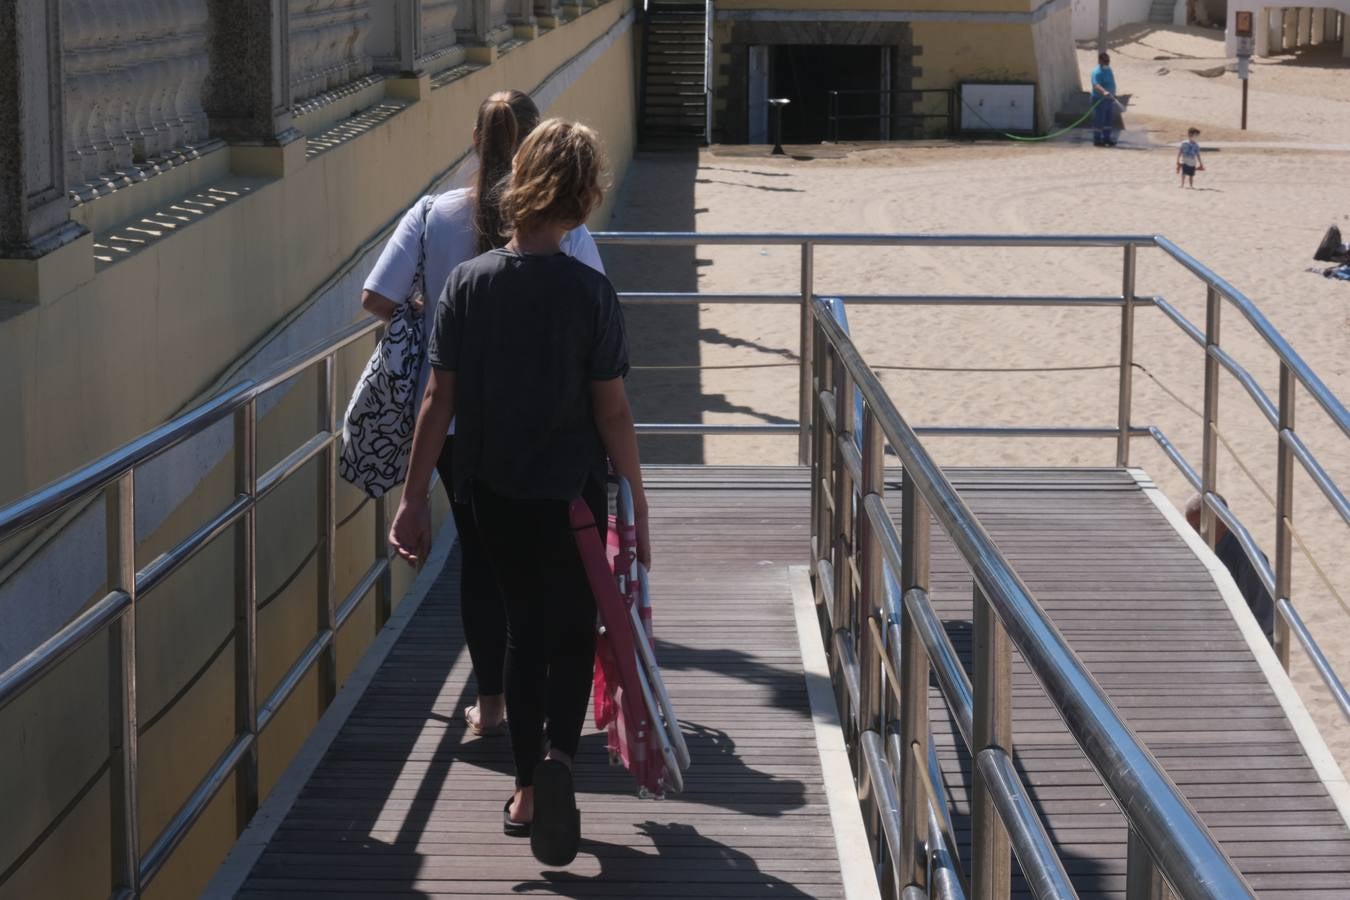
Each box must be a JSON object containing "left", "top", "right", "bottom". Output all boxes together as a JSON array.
[
  {"left": 1200, "top": 286, "right": 1222, "bottom": 548},
  {"left": 814, "top": 336, "right": 835, "bottom": 586},
  {"left": 810, "top": 323, "right": 825, "bottom": 566},
  {"left": 106, "top": 471, "right": 141, "bottom": 896},
  {"left": 898, "top": 469, "right": 930, "bottom": 893},
  {"left": 233, "top": 401, "right": 260, "bottom": 832},
  {"left": 1126, "top": 827, "right": 1174, "bottom": 900},
  {"left": 970, "top": 587, "right": 1013, "bottom": 900},
  {"left": 1273, "top": 363, "right": 1295, "bottom": 669},
  {"left": 798, "top": 241, "right": 815, "bottom": 466},
  {"left": 857, "top": 410, "right": 886, "bottom": 858},
  {"left": 832, "top": 366, "right": 856, "bottom": 641},
  {"left": 318, "top": 355, "right": 339, "bottom": 704},
  {"left": 1116, "top": 243, "right": 1137, "bottom": 467}
]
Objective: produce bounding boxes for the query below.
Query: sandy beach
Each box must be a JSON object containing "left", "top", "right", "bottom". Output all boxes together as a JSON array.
[{"left": 604, "top": 26, "right": 1350, "bottom": 771}]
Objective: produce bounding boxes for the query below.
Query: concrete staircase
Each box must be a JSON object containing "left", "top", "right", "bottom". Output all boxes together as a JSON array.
[{"left": 639, "top": 0, "right": 707, "bottom": 146}]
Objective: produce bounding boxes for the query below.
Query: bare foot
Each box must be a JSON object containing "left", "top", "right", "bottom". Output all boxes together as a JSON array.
[
  {"left": 465, "top": 695, "right": 506, "bottom": 734},
  {"left": 509, "top": 786, "right": 534, "bottom": 824}
]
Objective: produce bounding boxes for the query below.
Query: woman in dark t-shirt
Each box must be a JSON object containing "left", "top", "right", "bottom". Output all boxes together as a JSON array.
[{"left": 389, "top": 120, "right": 648, "bottom": 868}]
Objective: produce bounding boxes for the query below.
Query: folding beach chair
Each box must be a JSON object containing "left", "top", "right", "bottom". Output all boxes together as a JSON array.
[{"left": 569, "top": 476, "right": 690, "bottom": 798}]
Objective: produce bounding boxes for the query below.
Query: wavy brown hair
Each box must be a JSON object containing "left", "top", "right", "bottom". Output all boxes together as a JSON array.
[
  {"left": 499, "top": 119, "right": 606, "bottom": 237},
  {"left": 473, "top": 90, "right": 540, "bottom": 254}
]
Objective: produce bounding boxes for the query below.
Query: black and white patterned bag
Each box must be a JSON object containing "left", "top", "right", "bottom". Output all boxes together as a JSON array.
[{"left": 339, "top": 198, "right": 432, "bottom": 498}]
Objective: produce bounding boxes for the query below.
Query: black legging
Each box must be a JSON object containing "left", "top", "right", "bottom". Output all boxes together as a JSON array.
[
  {"left": 470, "top": 478, "right": 605, "bottom": 788},
  {"left": 436, "top": 442, "right": 504, "bottom": 696}
]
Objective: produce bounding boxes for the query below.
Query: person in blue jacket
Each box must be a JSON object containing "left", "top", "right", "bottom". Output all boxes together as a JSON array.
[{"left": 1091, "top": 52, "right": 1118, "bottom": 147}]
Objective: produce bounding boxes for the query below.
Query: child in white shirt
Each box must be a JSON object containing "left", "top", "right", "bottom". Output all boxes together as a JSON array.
[{"left": 1176, "top": 128, "right": 1204, "bottom": 188}]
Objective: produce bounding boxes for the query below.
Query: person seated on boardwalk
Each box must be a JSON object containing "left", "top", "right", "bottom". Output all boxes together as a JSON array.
[
  {"left": 388, "top": 119, "right": 649, "bottom": 867},
  {"left": 1185, "top": 493, "right": 1275, "bottom": 642},
  {"left": 361, "top": 90, "right": 604, "bottom": 737}
]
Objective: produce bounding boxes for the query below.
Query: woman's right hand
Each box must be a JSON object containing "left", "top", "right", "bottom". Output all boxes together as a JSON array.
[{"left": 389, "top": 497, "right": 432, "bottom": 569}]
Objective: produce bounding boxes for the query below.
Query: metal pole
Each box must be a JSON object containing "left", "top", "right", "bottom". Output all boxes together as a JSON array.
[
  {"left": 857, "top": 410, "right": 886, "bottom": 859},
  {"left": 1098, "top": 0, "right": 1109, "bottom": 52},
  {"left": 233, "top": 402, "right": 260, "bottom": 831},
  {"left": 832, "top": 366, "right": 856, "bottom": 640},
  {"left": 1241, "top": 79, "right": 1249, "bottom": 130},
  {"left": 814, "top": 336, "right": 835, "bottom": 584},
  {"left": 1126, "top": 827, "right": 1174, "bottom": 900},
  {"left": 1200, "top": 287, "right": 1222, "bottom": 548},
  {"left": 810, "top": 323, "right": 825, "bottom": 566},
  {"left": 970, "top": 586, "right": 1013, "bottom": 900},
  {"left": 106, "top": 471, "right": 141, "bottom": 897},
  {"left": 798, "top": 242, "right": 815, "bottom": 465},
  {"left": 318, "top": 355, "right": 339, "bottom": 703},
  {"left": 1116, "top": 244, "right": 1136, "bottom": 467},
  {"left": 898, "top": 469, "right": 930, "bottom": 893},
  {"left": 1273, "top": 363, "right": 1295, "bottom": 669}
]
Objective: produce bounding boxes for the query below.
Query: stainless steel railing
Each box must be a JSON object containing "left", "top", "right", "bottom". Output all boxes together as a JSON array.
[
  {"left": 595, "top": 231, "right": 1350, "bottom": 723},
  {"left": 811, "top": 296, "right": 1252, "bottom": 898},
  {"left": 3, "top": 230, "right": 1346, "bottom": 898},
  {"left": 0, "top": 318, "right": 396, "bottom": 898}
]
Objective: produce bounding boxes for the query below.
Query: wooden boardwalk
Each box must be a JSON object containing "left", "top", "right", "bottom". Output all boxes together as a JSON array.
[{"left": 230, "top": 466, "right": 1350, "bottom": 899}]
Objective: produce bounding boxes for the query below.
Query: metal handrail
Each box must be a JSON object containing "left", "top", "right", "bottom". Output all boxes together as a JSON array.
[
  {"left": 594, "top": 230, "right": 1349, "bottom": 724},
  {"left": 811, "top": 298, "right": 1254, "bottom": 898},
  {"left": 0, "top": 316, "right": 392, "bottom": 897}
]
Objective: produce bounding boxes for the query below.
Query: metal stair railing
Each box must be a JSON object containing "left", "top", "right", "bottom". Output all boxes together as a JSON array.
[
  {"left": 594, "top": 231, "right": 1350, "bottom": 725},
  {"left": 0, "top": 317, "right": 401, "bottom": 899}
]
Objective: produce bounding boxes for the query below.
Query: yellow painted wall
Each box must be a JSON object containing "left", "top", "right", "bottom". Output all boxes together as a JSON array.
[
  {"left": 0, "top": 0, "right": 635, "bottom": 508},
  {"left": 0, "top": 4, "right": 637, "bottom": 898}
]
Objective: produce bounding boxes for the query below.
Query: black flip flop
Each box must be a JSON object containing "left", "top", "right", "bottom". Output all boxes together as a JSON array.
[
  {"left": 530, "top": 759, "right": 580, "bottom": 866},
  {"left": 503, "top": 797, "right": 530, "bottom": 838}
]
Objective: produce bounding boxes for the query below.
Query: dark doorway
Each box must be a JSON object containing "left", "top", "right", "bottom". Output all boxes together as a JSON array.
[{"left": 770, "top": 44, "right": 884, "bottom": 143}]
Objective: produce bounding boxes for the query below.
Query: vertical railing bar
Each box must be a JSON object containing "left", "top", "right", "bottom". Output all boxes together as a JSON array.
[
  {"left": 811, "top": 322, "right": 828, "bottom": 569},
  {"left": 858, "top": 408, "right": 887, "bottom": 884},
  {"left": 898, "top": 467, "right": 930, "bottom": 893},
  {"left": 318, "top": 354, "right": 339, "bottom": 704},
  {"left": 970, "top": 585, "right": 1013, "bottom": 899},
  {"left": 798, "top": 241, "right": 815, "bottom": 465},
  {"left": 832, "top": 365, "right": 856, "bottom": 654},
  {"left": 1273, "top": 364, "right": 1295, "bottom": 670},
  {"left": 233, "top": 401, "right": 260, "bottom": 834},
  {"left": 107, "top": 471, "right": 141, "bottom": 897},
  {"left": 815, "top": 342, "right": 837, "bottom": 615},
  {"left": 1200, "top": 286, "right": 1222, "bottom": 548},
  {"left": 1116, "top": 244, "right": 1137, "bottom": 467},
  {"left": 1126, "top": 826, "right": 1174, "bottom": 900}
]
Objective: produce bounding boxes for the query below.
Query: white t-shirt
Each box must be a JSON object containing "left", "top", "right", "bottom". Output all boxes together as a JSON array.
[{"left": 363, "top": 189, "right": 606, "bottom": 432}]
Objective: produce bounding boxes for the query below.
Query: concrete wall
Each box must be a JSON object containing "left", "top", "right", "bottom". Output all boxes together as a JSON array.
[
  {"left": 0, "top": 3, "right": 637, "bottom": 898},
  {"left": 1071, "top": 0, "right": 1185, "bottom": 39},
  {"left": 711, "top": 0, "right": 1082, "bottom": 137}
]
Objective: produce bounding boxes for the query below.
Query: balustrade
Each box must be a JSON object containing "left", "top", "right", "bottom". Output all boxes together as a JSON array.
[
  {"left": 288, "top": 0, "right": 375, "bottom": 107},
  {"left": 418, "top": 0, "right": 469, "bottom": 70},
  {"left": 60, "top": 0, "right": 211, "bottom": 190}
]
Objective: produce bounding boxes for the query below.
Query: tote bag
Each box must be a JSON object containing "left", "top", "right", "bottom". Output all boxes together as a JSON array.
[{"left": 339, "top": 198, "right": 431, "bottom": 498}]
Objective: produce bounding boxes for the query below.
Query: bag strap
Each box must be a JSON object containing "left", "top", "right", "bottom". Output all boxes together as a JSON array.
[{"left": 407, "top": 195, "right": 433, "bottom": 308}]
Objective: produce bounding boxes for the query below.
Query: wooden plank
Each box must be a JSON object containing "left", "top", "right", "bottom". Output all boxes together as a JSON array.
[{"left": 241, "top": 466, "right": 1350, "bottom": 900}]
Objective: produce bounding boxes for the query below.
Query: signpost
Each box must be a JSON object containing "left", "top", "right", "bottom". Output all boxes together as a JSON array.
[{"left": 1235, "top": 10, "right": 1253, "bottom": 130}]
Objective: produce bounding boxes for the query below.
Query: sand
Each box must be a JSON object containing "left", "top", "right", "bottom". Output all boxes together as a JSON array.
[{"left": 602, "top": 25, "right": 1350, "bottom": 774}]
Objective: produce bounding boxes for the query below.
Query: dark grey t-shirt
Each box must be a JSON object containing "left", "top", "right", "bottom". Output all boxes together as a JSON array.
[{"left": 427, "top": 248, "right": 629, "bottom": 501}]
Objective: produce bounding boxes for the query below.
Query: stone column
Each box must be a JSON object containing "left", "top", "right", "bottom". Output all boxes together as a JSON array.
[
  {"left": 1255, "top": 6, "right": 1271, "bottom": 55},
  {"left": 1311, "top": 5, "right": 1324, "bottom": 43},
  {"left": 1296, "top": 6, "right": 1311, "bottom": 45},
  {"left": 1283, "top": 8, "right": 1297, "bottom": 49},
  {"left": 372, "top": 0, "right": 437, "bottom": 99},
  {"left": 0, "top": 0, "right": 92, "bottom": 304},
  {"left": 202, "top": 0, "right": 304, "bottom": 175},
  {"left": 1343, "top": 12, "right": 1350, "bottom": 55}
]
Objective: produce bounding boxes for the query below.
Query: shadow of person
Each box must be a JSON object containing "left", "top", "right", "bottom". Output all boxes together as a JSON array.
[{"left": 511, "top": 821, "right": 823, "bottom": 898}]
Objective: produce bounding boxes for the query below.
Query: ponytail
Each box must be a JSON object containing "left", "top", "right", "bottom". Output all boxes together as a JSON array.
[{"left": 473, "top": 90, "right": 540, "bottom": 253}]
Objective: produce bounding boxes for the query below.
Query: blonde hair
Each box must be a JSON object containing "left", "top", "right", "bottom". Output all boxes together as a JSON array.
[{"left": 499, "top": 119, "right": 605, "bottom": 236}]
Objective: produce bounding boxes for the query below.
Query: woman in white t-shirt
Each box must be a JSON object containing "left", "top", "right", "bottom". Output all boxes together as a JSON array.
[{"left": 360, "top": 90, "right": 604, "bottom": 736}]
